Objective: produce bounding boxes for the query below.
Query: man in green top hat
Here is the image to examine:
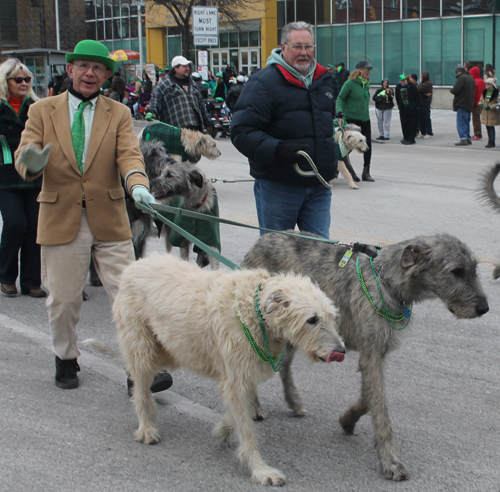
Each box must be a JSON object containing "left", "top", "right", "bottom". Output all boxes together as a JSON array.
[{"left": 15, "top": 40, "right": 172, "bottom": 394}]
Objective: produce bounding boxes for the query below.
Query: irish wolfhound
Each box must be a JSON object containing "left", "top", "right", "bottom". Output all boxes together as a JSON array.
[
  {"left": 91, "top": 253, "right": 345, "bottom": 485},
  {"left": 149, "top": 150, "right": 220, "bottom": 269},
  {"left": 334, "top": 124, "right": 369, "bottom": 190},
  {"left": 476, "top": 162, "right": 500, "bottom": 279},
  {"left": 241, "top": 232, "right": 489, "bottom": 481},
  {"left": 139, "top": 122, "right": 221, "bottom": 163}
]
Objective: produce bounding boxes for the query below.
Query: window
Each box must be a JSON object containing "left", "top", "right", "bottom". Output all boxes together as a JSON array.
[
  {"left": 442, "top": 17, "right": 462, "bottom": 83},
  {"left": 87, "top": 21, "right": 97, "bottom": 39},
  {"left": 0, "top": 0, "right": 19, "bottom": 44},
  {"left": 366, "top": 22, "right": 382, "bottom": 80},
  {"left": 422, "top": 0, "right": 440, "bottom": 17},
  {"left": 296, "top": 0, "right": 315, "bottom": 23},
  {"left": 384, "top": 0, "right": 400, "bottom": 20},
  {"left": 384, "top": 21, "right": 402, "bottom": 82},
  {"left": 249, "top": 31, "right": 260, "bottom": 46},
  {"left": 402, "top": 20, "right": 420, "bottom": 73},
  {"left": 230, "top": 32, "right": 239, "bottom": 47},
  {"left": 422, "top": 19, "right": 441, "bottom": 83},
  {"left": 317, "top": 0, "right": 332, "bottom": 24},
  {"left": 464, "top": 16, "right": 493, "bottom": 67},
  {"left": 240, "top": 31, "right": 249, "bottom": 47},
  {"left": 86, "top": 0, "right": 96, "bottom": 20},
  {"left": 367, "top": 0, "right": 382, "bottom": 22},
  {"left": 220, "top": 32, "right": 229, "bottom": 48}
]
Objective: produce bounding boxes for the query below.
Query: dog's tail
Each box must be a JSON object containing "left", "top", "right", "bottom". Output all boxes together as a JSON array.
[
  {"left": 477, "top": 163, "right": 500, "bottom": 214},
  {"left": 82, "top": 338, "right": 124, "bottom": 366}
]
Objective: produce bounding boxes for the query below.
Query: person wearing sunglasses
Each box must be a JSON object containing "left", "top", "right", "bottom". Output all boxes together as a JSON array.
[
  {"left": 231, "top": 21, "right": 337, "bottom": 239},
  {"left": 15, "top": 40, "right": 172, "bottom": 394},
  {"left": 0, "top": 58, "right": 46, "bottom": 299}
]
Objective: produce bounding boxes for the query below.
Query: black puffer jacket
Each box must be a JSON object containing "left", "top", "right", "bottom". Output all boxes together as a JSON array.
[
  {"left": 0, "top": 98, "right": 42, "bottom": 190},
  {"left": 372, "top": 81, "right": 394, "bottom": 110},
  {"left": 231, "top": 64, "right": 337, "bottom": 185}
]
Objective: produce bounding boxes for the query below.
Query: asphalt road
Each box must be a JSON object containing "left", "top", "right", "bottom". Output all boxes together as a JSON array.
[{"left": 1, "top": 108, "right": 499, "bottom": 492}]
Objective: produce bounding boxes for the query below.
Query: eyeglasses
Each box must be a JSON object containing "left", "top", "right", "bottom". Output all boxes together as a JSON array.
[
  {"left": 8, "top": 77, "right": 31, "bottom": 84},
  {"left": 284, "top": 43, "right": 315, "bottom": 52},
  {"left": 72, "top": 63, "right": 108, "bottom": 75}
]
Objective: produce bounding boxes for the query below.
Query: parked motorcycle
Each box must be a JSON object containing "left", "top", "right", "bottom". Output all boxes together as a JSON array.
[{"left": 204, "top": 98, "right": 231, "bottom": 138}]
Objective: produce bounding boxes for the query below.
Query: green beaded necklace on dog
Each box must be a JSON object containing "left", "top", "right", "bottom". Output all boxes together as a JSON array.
[
  {"left": 235, "top": 284, "right": 286, "bottom": 372},
  {"left": 356, "top": 256, "right": 413, "bottom": 331}
]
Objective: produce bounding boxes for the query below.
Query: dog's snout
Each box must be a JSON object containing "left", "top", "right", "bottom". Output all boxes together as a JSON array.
[{"left": 476, "top": 302, "right": 489, "bottom": 316}]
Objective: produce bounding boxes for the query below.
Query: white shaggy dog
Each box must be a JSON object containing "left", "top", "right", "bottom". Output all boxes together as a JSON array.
[
  {"left": 139, "top": 122, "right": 221, "bottom": 162},
  {"left": 334, "top": 124, "right": 369, "bottom": 190},
  {"left": 96, "top": 254, "right": 345, "bottom": 486}
]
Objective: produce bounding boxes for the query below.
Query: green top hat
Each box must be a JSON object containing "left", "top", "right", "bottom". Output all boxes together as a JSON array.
[{"left": 66, "top": 40, "right": 116, "bottom": 73}]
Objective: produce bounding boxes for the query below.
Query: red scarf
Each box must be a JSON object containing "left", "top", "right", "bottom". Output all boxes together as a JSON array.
[{"left": 8, "top": 96, "right": 24, "bottom": 115}]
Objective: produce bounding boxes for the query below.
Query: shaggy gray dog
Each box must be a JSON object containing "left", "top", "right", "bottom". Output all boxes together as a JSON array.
[{"left": 242, "top": 232, "right": 489, "bottom": 481}]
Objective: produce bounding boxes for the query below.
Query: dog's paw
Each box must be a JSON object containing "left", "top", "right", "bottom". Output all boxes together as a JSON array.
[
  {"left": 349, "top": 183, "right": 359, "bottom": 190},
  {"left": 213, "top": 420, "right": 234, "bottom": 444},
  {"left": 252, "top": 407, "right": 267, "bottom": 421},
  {"left": 291, "top": 407, "right": 307, "bottom": 417},
  {"left": 134, "top": 427, "right": 161, "bottom": 445},
  {"left": 251, "top": 466, "right": 286, "bottom": 486},
  {"left": 382, "top": 459, "right": 409, "bottom": 481},
  {"left": 339, "top": 413, "right": 357, "bottom": 435}
]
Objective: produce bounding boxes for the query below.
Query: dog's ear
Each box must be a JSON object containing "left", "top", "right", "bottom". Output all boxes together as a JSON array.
[
  {"left": 264, "top": 291, "right": 291, "bottom": 314},
  {"left": 188, "top": 169, "right": 205, "bottom": 188},
  {"left": 401, "top": 245, "right": 424, "bottom": 268}
]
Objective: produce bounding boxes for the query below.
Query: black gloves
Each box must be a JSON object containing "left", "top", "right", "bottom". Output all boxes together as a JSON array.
[{"left": 276, "top": 142, "right": 309, "bottom": 165}]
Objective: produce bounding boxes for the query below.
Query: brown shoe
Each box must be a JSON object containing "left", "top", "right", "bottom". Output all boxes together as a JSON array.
[
  {"left": 1, "top": 283, "right": 18, "bottom": 297},
  {"left": 22, "top": 287, "right": 47, "bottom": 298}
]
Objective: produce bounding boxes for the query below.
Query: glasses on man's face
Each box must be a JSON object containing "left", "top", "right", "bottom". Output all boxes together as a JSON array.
[
  {"left": 73, "top": 63, "right": 107, "bottom": 75},
  {"left": 285, "top": 43, "right": 315, "bottom": 53},
  {"left": 8, "top": 77, "right": 31, "bottom": 84}
]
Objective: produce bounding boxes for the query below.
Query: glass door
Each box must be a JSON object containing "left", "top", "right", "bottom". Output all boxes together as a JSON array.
[{"left": 240, "top": 49, "right": 260, "bottom": 75}]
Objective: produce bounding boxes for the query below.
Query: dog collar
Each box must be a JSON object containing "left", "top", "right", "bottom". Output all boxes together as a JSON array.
[
  {"left": 235, "top": 284, "right": 286, "bottom": 372},
  {"left": 193, "top": 191, "right": 209, "bottom": 210},
  {"left": 356, "top": 257, "right": 413, "bottom": 330}
]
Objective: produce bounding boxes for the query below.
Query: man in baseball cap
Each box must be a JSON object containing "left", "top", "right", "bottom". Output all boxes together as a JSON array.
[{"left": 146, "top": 55, "right": 211, "bottom": 133}]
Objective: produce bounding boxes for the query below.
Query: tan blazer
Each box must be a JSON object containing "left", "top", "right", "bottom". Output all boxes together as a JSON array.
[{"left": 15, "top": 92, "right": 149, "bottom": 245}]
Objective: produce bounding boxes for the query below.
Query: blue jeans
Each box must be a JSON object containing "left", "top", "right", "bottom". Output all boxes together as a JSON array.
[
  {"left": 456, "top": 108, "right": 471, "bottom": 141},
  {"left": 254, "top": 179, "right": 332, "bottom": 239}
]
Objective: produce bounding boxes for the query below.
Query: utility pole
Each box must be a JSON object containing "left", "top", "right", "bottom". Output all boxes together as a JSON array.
[{"left": 55, "top": 0, "right": 61, "bottom": 50}]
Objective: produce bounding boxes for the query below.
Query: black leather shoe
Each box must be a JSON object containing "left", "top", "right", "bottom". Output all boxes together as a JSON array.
[
  {"left": 55, "top": 357, "right": 80, "bottom": 389},
  {"left": 127, "top": 372, "right": 173, "bottom": 397}
]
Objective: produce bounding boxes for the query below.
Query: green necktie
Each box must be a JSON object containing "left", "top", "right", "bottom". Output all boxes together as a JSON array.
[{"left": 71, "top": 101, "right": 91, "bottom": 173}]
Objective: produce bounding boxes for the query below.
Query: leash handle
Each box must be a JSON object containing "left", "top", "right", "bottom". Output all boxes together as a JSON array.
[{"left": 293, "top": 150, "right": 334, "bottom": 189}]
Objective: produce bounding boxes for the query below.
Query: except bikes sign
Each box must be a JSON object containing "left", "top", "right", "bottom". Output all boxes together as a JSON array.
[{"left": 192, "top": 7, "right": 218, "bottom": 46}]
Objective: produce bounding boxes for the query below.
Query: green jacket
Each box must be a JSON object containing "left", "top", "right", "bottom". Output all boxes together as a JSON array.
[{"left": 336, "top": 77, "right": 371, "bottom": 122}]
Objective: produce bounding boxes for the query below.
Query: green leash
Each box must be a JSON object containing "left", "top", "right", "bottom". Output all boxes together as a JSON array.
[
  {"left": 235, "top": 284, "right": 286, "bottom": 372},
  {"left": 356, "top": 256, "right": 413, "bottom": 331}
]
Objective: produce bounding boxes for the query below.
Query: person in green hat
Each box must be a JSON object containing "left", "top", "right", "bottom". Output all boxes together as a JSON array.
[
  {"left": 213, "top": 71, "right": 226, "bottom": 100},
  {"left": 14, "top": 39, "right": 173, "bottom": 395},
  {"left": 395, "top": 73, "right": 421, "bottom": 145}
]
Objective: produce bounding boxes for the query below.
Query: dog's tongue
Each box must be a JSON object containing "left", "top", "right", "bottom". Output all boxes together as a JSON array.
[{"left": 327, "top": 352, "right": 345, "bottom": 363}]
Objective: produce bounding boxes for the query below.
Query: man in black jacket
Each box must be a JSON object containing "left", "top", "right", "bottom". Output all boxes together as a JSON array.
[
  {"left": 395, "top": 74, "right": 421, "bottom": 145},
  {"left": 231, "top": 21, "right": 336, "bottom": 239},
  {"left": 450, "top": 64, "right": 475, "bottom": 146}
]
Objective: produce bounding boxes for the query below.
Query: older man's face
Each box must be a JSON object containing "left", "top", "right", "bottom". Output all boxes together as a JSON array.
[
  {"left": 173, "top": 64, "right": 191, "bottom": 79},
  {"left": 67, "top": 60, "right": 110, "bottom": 98},
  {"left": 281, "top": 29, "right": 314, "bottom": 76}
]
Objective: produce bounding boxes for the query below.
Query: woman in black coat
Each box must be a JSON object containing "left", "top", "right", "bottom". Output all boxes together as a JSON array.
[{"left": 0, "top": 59, "right": 45, "bottom": 297}]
